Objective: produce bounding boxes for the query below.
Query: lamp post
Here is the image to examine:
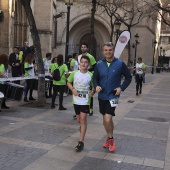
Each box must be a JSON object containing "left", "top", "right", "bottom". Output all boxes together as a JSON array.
[
  {"left": 133, "top": 33, "right": 140, "bottom": 66},
  {"left": 158, "top": 46, "right": 163, "bottom": 64},
  {"left": 53, "top": 13, "right": 64, "bottom": 48},
  {"left": 114, "top": 20, "right": 121, "bottom": 42},
  {"left": 65, "top": 0, "right": 73, "bottom": 59},
  {"left": 151, "top": 39, "right": 157, "bottom": 74}
]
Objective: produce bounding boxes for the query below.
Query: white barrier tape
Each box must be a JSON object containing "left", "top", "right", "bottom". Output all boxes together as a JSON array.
[
  {"left": 127, "top": 66, "right": 166, "bottom": 69},
  {"left": 0, "top": 76, "right": 37, "bottom": 82},
  {"left": 38, "top": 74, "right": 45, "bottom": 77},
  {"left": 0, "top": 76, "right": 50, "bottom": 82}
]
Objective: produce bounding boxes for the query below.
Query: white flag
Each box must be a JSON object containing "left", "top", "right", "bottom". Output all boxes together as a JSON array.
[{"left": 114, "top": 30, "right": 131, "bottom": 58}]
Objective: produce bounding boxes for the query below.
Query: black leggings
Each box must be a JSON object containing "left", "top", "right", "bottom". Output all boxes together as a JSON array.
[
  {"left": 136, "top": 74, "right": 143, "bottom": 93},
  {"left": 25, "top": 79, "right": 35, "bottom": 98},
  {"left": 0, "top": 84, "right": 7, "bottom": 107},
  {"left": 52, "top": 85, "right": 66, "bottom": 107}
]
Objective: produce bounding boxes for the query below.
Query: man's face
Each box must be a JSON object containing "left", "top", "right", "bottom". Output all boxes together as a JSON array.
[
  {"left": 24, "top": 42, "right": 28, "bottom": 46},
  {"left": 103, "top": 45, "right": 114, "bottom": 59},
  {"left": 47, "top": 56, "right": 52, "bottom": 60},
  {"left": 81, "top": 45, "right": 88, "bottom": 53},
  {"left": 80, "top": 58, "right": 90, "bottom": 70},
  {"left": 14, "top": 48, "right": 19, "bottom": 54}
]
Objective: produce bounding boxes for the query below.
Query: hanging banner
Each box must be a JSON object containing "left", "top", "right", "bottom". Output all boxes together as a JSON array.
[{"left": 114, "top": 30, "right": 131, "bottom": 58}]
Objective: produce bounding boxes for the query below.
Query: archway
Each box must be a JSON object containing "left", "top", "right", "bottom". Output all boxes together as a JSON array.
[
  {"left": 67, "top": 18, "right": 110, "bottom": 61},
  {"left": 79, "top": 33, "right": 97, "bottom": 57}
]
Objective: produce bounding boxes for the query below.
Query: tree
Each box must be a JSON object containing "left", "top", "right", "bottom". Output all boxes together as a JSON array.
[
  {"left": 97, "top": 0, "right": 147, "bottom": 65},
  {"left": 146, "top": 0, "right": 170, "bottom": 27},
  {"left": 20, "top": 0, "right": 46, "bottom": 106},
  {"left": 89, "top": 0, "right": 97, "bottom": 57}
]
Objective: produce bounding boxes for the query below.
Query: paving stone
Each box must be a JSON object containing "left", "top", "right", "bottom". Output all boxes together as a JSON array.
[
  {"left": 23, "top": 157, "right": 75, "bottom": 170},
  {"left": 41, "top": 111, "right": 97, "bottom": 125},
  {"left": 0, "top": 107, "right": 44, "bottom": 118},
  {"left": 1, "top": 123, "right": 77, "bottom": 145},
  {"left": 134, "top": 103, "right": 170, "bottom": 112},
  {"left": 141, "top": 97, "right": 170, "bottom": 104},
  {"left": 115, "top": 119, "right": 169, "bottom": 138},
  {"left": 125, "top": 109, "right": 170, "bottom": 122},
  {"left": 143, "top": 158, "right": 164, "bottom": 168},
  {"left": 0, "top": 118, "right": 17, "bottom": 128},
  {"left": 71, "top": 157, "right": 163, "bottom": 170},
  {"left": 149, "top": 89, "right": 170, "bottom": 95},
  {"left": 91, "top": 134, "right": 167, "bottom": 160},
  {"left": 0, "top": 142, "right": 47, "bottom": 170}
]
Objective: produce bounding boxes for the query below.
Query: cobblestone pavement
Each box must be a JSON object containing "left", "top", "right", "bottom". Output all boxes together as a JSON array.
[{"left": 0, "top": 72, "right": 170, "bottom": 170}]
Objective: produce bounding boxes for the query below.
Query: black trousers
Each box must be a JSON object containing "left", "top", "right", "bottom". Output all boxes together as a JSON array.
[
  {"left": 0, "top": 84, "right": 7, "bottom": 107},
  {"left": 25, "top": 79, "right": 36, "bottom": 98},
  {"left": 52, "top": 85, "right": 66, "bottom": 107},
  {"left": 12, "top": 74, "right": 22, "bottom": 85},
  {"left": 136, "top": 74, "right": 143, "bottom": 93}
]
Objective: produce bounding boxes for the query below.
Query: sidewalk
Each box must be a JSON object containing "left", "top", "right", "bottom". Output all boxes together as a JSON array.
[{"left": 0, "top": 72, "right": 170, "bottom": 170}]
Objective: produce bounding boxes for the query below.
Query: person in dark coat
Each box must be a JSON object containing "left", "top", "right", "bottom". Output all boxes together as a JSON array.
[{"left": 9, "top": 46, "right": 23, "bottom": 84}]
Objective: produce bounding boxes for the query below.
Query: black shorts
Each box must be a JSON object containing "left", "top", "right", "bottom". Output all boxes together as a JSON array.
[
  {"left": 74, "top": 104, "right": 90, "bottom": 115},
  {"left": 99, "top": 99, "right": 116, "bottom": 116}
]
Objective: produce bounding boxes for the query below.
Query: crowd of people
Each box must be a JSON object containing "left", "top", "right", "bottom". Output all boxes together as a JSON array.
[{"left": 2, "top": 41, "right": 155, "bottom": 153}]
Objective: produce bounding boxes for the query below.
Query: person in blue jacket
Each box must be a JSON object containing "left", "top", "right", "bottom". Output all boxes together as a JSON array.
[{"left": 93, "top": 42, "right": 132, "bottom": 152}]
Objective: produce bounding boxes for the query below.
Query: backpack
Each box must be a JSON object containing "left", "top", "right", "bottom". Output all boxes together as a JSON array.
[{"left": 53, "top": 64, "right": 64, "bottom": 81}]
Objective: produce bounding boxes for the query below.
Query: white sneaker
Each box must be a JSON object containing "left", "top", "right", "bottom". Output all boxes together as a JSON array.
[{"left": 63, "top": 93, "right": 67, "bottom": 97}]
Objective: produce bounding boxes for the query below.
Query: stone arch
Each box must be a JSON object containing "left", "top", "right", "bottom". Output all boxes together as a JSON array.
[
  {"left": 61, "top": 13, "right": 111, "bottom": 43},
  {"left": 61, "top": 15, "right": 111, "bottom": 60}
]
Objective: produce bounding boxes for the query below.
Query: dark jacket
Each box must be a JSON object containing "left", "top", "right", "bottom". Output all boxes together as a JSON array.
[
  {"left": 9, "top": 53, "right": 22, "bottom": 77},
  {"left": 20, "top": 46, "right": 31, "bottom": 61},
  {"left": 93, "top": 57, "right": 132, "bottom": 100}
]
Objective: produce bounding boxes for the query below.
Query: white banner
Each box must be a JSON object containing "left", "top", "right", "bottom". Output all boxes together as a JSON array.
[{"left": 114, "top": 30, "right": 131, "bottom": 58}]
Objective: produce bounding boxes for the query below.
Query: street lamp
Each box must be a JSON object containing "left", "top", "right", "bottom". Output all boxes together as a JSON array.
[
  {"left": 114, "top": 20, "right": 121, "bottom": 41},
  {"left": 158, "top": 46, "right": 163, "bottom": 64},
  {"left": 160, "top": 46, "right": 163, "bottom": 56},
  {"left": 65, "top": 0, "right": 73, "bottom": 59},
  {"left": 151, "top": 39, "right": 157, "bottom": 74},
  {"left": 133, "top": 33, "right": 140, "bottom": 66},
  {"left": 53, "top": 13, "right": 64, "bottom": 48}
]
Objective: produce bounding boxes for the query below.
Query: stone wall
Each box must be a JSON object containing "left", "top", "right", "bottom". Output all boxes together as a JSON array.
[{"left": 0, "top": 0, "right": 9, "bottom": 55}]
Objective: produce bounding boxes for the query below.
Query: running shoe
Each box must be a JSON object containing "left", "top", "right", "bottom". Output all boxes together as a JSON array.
[
  {"left": 109, "top": 138, "right": 116, "bottom": 152},
  {"left": 103, "top": 137, "right": 110, "bottom": 148},
  {"left": 75, "top": 141, "right": 84, "bottom": 152},
  {"left": 89, "top": 108, "right": 93, "bottom": 116}
]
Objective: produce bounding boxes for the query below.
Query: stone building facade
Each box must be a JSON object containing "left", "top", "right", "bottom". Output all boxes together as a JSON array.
[
  {"left": 0, "top": 0, "right": 161, "bottom": 70},
  {"left": 159, "top": 2, "right": 170, "bottom": 67}
]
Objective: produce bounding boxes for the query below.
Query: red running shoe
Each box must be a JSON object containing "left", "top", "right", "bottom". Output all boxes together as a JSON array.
[
  {"left": 103, "top": 138, "right": 110, "bottom": 148},
  {"left": 109, "top": 138, "right": 116, "bottom": 152}
]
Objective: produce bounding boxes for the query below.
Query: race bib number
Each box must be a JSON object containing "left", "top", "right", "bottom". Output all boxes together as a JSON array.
[
  {"left": 77, "top": 90, "right": 89, "bottom": 99},
  {"left": 109, "top": 97, "right": 119, "bottom": 107},
  {"left": 78, "top": 93, "right": 88, "bottom": 99}
]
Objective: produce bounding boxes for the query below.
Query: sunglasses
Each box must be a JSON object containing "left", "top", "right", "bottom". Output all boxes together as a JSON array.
[{"left": 104, "top": 42, "right": 114, "bottom": 46}]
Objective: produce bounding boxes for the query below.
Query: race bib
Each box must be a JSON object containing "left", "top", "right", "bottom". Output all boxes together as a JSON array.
[
  {"left": 109, "top": 97, "right": 119, "bottom": 107},
  {"left": 77, "top": 91, "right": 89, "bottom": 99}
]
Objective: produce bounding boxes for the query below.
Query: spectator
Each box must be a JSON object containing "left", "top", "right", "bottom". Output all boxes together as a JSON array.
[
  {"left": 9, "top": 46, "right": 23, "bottom": 84},
  {"left": 51, "top": 54, "right": 69, "bottom": 110}
]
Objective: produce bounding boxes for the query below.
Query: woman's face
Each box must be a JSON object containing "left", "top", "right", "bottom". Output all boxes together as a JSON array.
[
  {"left": 138, "top": 59, "right": 142, "bottom": 63},
  {"left": 54, "top": 58, "right": 57, "bottom": 63}
]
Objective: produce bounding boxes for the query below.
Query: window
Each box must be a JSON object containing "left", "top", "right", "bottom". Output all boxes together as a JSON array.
[
  {"left": 166, "top": 25, "right": 170, "bottom": 31},
  {"left": 169, "top": 37, "right": 170, "bottom": 44}
]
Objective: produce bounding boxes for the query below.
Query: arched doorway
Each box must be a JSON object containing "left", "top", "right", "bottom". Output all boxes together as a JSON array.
[{"left": 79, "top": 33, "right": 97, "bottom": 58}]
